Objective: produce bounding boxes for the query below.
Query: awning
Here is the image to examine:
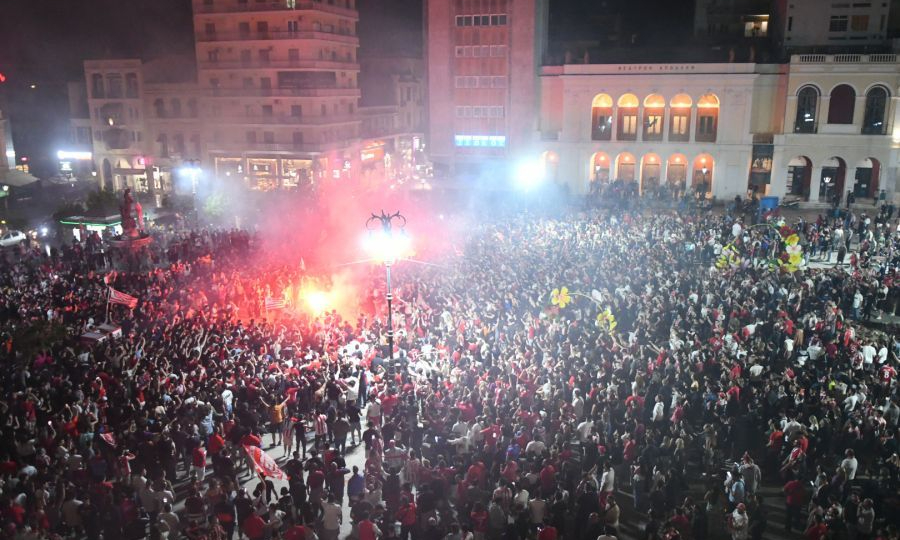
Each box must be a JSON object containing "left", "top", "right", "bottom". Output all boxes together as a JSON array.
[{"left": 0, "top": 168, "right": 39, "bottom": 187}]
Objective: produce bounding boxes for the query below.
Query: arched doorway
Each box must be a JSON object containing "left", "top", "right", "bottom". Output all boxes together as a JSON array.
[
  {"left": 786, "top": 156, "right": 812, "bottom": 200},
  {"left": 666, "top": 154, "right": 688, "bottom": 197},
  {"left": 819, "top": 157, "right": 846, "bottom": 204},
  {"left": 540, "top": 151, "right": 559, "bottom": 183},
  {"left": 615, "top": 152, "right": 636, "bottom": 182},
  {"left": 691, "top": 154, "right": 714, "bottom": 197},
  {"left": 640, "top": 153, "right": 662, "bottom": 195},
  {"left": 853, "top": 158, "right": 880, "bottom": 200},
  {"left": 102, "top": 159, "right": 114, "bottom": 191},
  {"left": 589, "top": 152, "right": 611, "bottom": 194}
]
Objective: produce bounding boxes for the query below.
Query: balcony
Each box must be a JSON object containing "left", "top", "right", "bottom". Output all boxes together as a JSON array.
[
  {"left": 793, "top": 53, "right": 898, "bottom": 64},
  {"left": 197, "top": 30, "right": 358, "bottom": 44},
  {"left": 208, "top": 139, "right": 358, "bottom": 154},
  {"left": 199, "top": 59, "right": 360, "bottom": 70},
  {"left": 195, "top": 1, "right": 358, "bottom": 19},
  {"left": 211, "top": 114, "right": 359, "bottom": 126},
  {"left": 204, "top": 87, "right": 359, "bottom": 97}
]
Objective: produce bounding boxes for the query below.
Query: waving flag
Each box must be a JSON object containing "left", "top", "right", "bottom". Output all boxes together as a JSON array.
[
  {"left": 108, "top": 287, "right": 138, "bottom": 309},
  {"left": 265, "top": 297, "right": 286, "bottom": 310},
  {"left": 243, "top": 445, "right": 287, "bottom": 480}
]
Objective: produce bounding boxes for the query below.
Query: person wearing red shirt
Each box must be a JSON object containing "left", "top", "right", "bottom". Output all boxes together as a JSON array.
[
  {"left": 783, "top": 478, "right": 806, "bottom": 532},
  {"left": 537, "top": 523, "right": 558, "bottom": 540},
  {"left": 208, "top": 432, "right": 226, "bottom": 455},
  {"left": 241, "top": 432, "right": 262, "bottom": 448},
  {"left": 242, "top": 513, "right": 266, "bottom": 540},
  {"left": 804, "top": 516, "right": 828, "bottom": 540},
  {"left": 470, "top": 503, "right": 489, "bottom": 537},
  {"left": 358, "top": 518, "right": 381, "bottom": 540},
  {"left": 192, "top": 443, "right": 207, "bottom": 482},
  {"left": 539, "top": 461, "right": 556, "bottom": 498},
  {"left": 396, "top": 498, "right": 417, "bottom": 540}
]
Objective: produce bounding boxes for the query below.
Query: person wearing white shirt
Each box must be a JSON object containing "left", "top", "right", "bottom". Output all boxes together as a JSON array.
[
  {"left": 651, "top": 395, "right": 665, "bottom": 424},
  {"left": 840, "top": 449, "right": 858, "bottom": 480},
  {"left": 320, "top": 495, "right": 342, "bottom": 540},
  {"left": 572, "top": 390, "right": 585, "bottom": 420},
  {"left": 862, "top": 344, "right": 876, "bottom": 365},
  {"left": 525, "top": 438, "right": 546, "bottom": 456},
  {"left": 576, "top": 419, "right": 594, "bottom": 442}
]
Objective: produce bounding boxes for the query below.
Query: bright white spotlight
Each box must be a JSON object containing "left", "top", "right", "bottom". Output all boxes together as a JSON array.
[
  {"left": 515, "top": 159, "right": 546, "bottom": 190},
  {"left": 363, "top": 229, "right": 412, "bottom": 264}
]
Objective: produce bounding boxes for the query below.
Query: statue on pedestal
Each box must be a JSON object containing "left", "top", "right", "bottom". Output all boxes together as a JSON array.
[{"left": 120, "top": 188, "right": 138, "bottom": 238}]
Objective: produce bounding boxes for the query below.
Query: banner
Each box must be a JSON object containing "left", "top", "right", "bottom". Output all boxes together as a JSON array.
[
  {"left": 108, "top": 287, "right": 138, "bottom": 308},
  {"left": 243, "top": 445, "right": 287, "bottom": 480}
]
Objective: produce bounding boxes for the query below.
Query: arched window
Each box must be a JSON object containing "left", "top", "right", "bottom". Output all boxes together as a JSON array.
[
  {"left": 617, "top": 94, "right": 639, "bottom": 141},
  {"left": 827, "top": 84, "right": 856, "bottom": 124},
  {"left": 794, "top": 86, "right": 819, "bottom": 133},
  {"left": 643, "top": 94, "right": 665, "bottom": 141},
  {"left": 591, "top": 94, "right": 613, "bottom": 141},
  {"left": 171, "top": 99, "right": 182, "bottom": 118},
  {"left": 669, "top": 94, "right": 692, "bottom": 142},
  {"left": 862, "top": 86, "right": 889, "bottom": 135},
  {"left": 153, "top": 98, "right": 166, "bottom": 118},
  {"left": 696, "top": 93, "right": 719, "bottom": 142}
]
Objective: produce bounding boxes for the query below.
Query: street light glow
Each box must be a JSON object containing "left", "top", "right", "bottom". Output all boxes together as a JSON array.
[
  {"left": 363, "top": 228, "right": 412, "bottom": 264},
  {"left": 515, "top": 158, "right": 546, "bottom": 190},
  {"left": 57, "top": 150, "right": 92, "bottom": 160}
]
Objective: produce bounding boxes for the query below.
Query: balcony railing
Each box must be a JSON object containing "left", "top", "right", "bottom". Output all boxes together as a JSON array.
[
  {"left": 197, "top": 30, "right": 357, "bottom": 44},
  {"left": 204, "top": 87, "right": 359, "bottom": 97},
  {"left": 195, "top": 1, "right": 358, "bottom": 19},
  {"left": 199, "top": 59, "right": 359, "bottom": 70},
  {"left": 211, "top": 114, "right": 359, "bottom": 125},
  {"left": 208, "top": 139, "right": 357, "bottom": 153},
  {"left": 794, "top": 53, "right": 898, "bottom": 64}
]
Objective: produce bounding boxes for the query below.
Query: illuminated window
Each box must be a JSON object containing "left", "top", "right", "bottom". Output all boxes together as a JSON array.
[
  {"left": 696, "top": 93, "right": 719, "bottom": 142},
  {"left": 616, "top": 94, "right": 638, "bottom": 141},
  {"left": 591, "top": 94, "right": 613, "bottom": 141},
  {"left": 850, "top": 15, "right": 869, "bottom": 31},
  {"left": 642, "top": 94, "right": 665, "bottom": 141}
]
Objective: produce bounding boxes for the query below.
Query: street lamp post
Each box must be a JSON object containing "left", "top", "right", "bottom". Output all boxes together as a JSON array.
[{"left": 366, "top": 210, "right": 407, "bottom": 362}]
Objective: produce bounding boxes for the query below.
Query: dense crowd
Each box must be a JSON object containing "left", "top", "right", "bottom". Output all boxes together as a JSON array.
[{"left": 0, "top": 202, "right": 898, "bottom": 540}]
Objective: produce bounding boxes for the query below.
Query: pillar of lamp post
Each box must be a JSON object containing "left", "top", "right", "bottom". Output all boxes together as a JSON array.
[{"left": 366, "top": 210, "right": 407, "bottom": 363}]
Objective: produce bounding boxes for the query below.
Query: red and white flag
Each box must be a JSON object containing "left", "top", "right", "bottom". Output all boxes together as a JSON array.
[
  {"left": 108, "top": 287, "right": 138, "bottom": 309},
  {"left": 243, "top": 445, "right": 287, "bottom": 480},
  {"left": 100, "top": 433, "right": 117, "bottom": 447}
]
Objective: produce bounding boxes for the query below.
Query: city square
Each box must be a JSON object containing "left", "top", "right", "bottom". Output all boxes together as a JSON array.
[{"left": 0, "top": 1, "right": 899, "bottom": 540}]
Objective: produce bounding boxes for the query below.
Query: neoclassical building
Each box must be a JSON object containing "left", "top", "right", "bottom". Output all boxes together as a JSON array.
[{"left": 535, "top": 54, "right": 899, "bottom": 204}]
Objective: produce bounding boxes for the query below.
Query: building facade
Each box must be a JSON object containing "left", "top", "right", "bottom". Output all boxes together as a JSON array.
[
  {"left": 192, "top": 0, "right": 363, "bottom": 189},
  {"left": 535, "top": 54, "right": 900, "bottom": 203},
  {"left": 772, "top": 0, "right": 891, "bottom": 50},
  {"left": 425, "top": 0, "right": 548, "bottom": 175},
  {"left": 72, "top": 0, "right": 426, "bottom": 194}
]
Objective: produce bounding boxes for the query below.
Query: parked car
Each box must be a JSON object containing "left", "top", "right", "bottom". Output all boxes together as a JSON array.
[{"left": 0, "top": 230, "right": 27, "bottom": 247}]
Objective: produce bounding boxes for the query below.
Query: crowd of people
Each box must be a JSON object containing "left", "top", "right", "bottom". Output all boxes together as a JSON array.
[{"left": 0, "top": 201, "right": 898, "bottom": 540}]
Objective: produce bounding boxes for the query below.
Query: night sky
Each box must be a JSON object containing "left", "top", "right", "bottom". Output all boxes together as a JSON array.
[{"left": 0, "top": 0, "right": 693, "bottom": 178}]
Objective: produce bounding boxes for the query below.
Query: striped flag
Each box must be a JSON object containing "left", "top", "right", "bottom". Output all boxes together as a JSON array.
[
  {"left": 108, "top": 287, "right": 138, "bottom": 309},
  {"left": 265, "top": 297, "right": 286, "bottom": 310},
  {"left": 243, "top": 445, "right": 287, "bottom": 480}
]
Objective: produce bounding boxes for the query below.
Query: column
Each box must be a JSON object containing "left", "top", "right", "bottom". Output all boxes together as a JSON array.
[
  {"left": 809, "top": 166, "right": 822, "bottom": 202},
  {"left": 845, "top": 167, "right": 858, "bottom": 203}
]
